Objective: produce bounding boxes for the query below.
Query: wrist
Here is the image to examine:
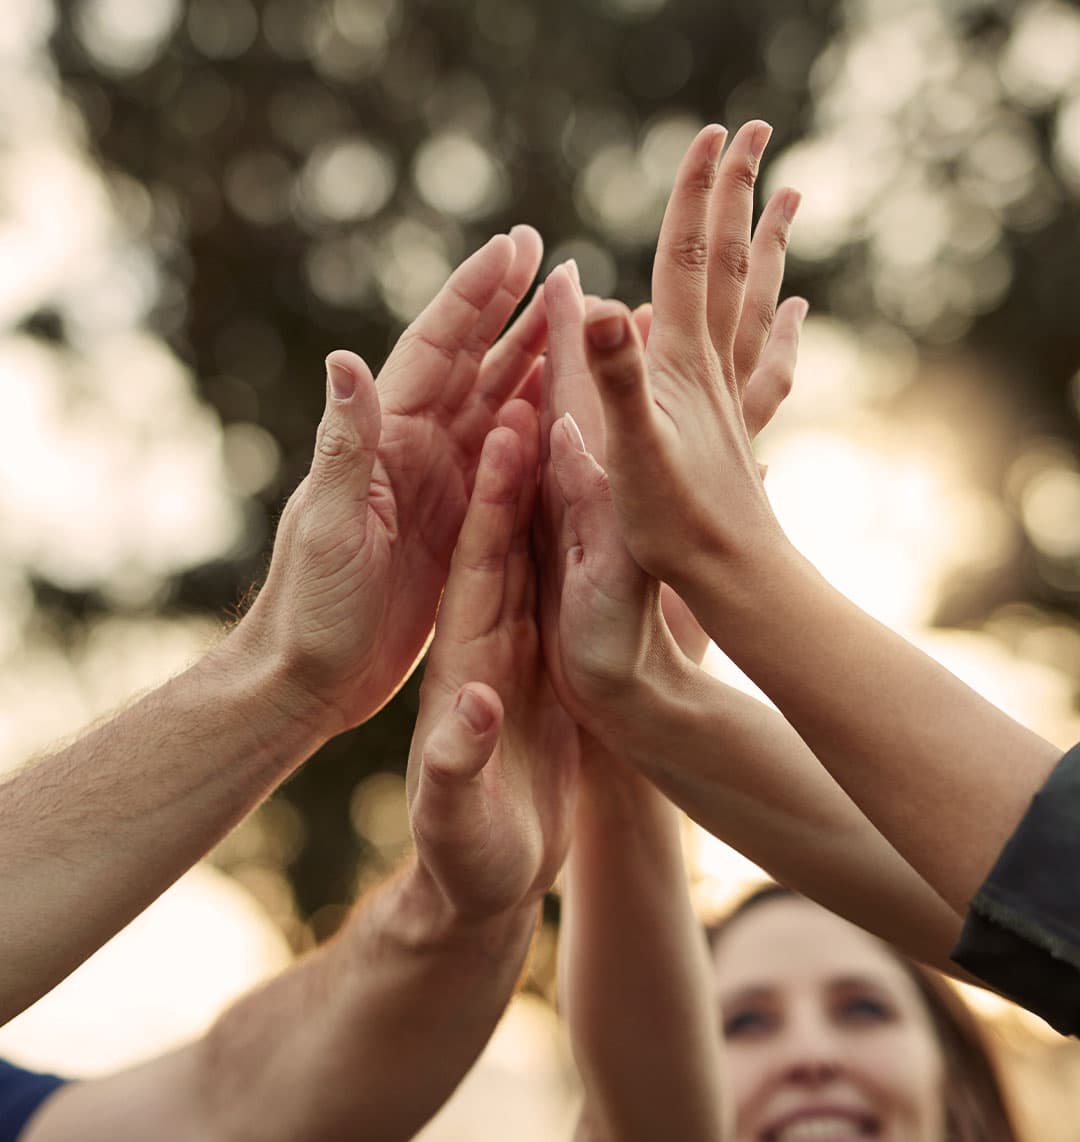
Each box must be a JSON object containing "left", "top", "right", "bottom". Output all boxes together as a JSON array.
[
  {"left": 673, "top": 527, "right": 805, "bottom": 637},
  {"left": 364, "top": 858, "right": 540, "bottom": 967},
  {"left": 667, "top": 510, "right": 794, "bottom": 611},
  {"left": 219, "top": 611, "right": 349, "bottom": 748},
  {"left": 202, "top": 622, "right": 339, "bottom": 770}
]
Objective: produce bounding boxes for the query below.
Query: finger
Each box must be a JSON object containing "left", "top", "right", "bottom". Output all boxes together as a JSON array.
[
  {"left": 384, "top": 233, "right": 516, "bottom": 413},
  {"left": 476, "top": 232, "right": 549, "bottom": 403},
  {"left": 631, "top": 303, "right": 653, "bottom": 347},
  {"left": 495, "top": 399, "right": 541, "bottom": 617},
  {"left": 706, "top": 120, "right": 773, "bottom": 367},
  {"left": 732, "top": 188, "right": 801, "bottom": 387},
  {"left": 650, "top": 124, "right": 727, "bottom": 346},
  {"left": 512, "top": 354, "right": 546, "bottom": 410},
  {"left": 742, "top": 296, "right": 808, "bottom": 438},
  {"left": 549, "top": 413, "right": 614, "bottom": 544},
  {"left": 308, "top": 350, "right": 381, "bottom": 508},
  {"left": 438, "top": 426, "right": 524, "bottom": 640},
  {"left": 412, "top": 683, "right": 503, "bottom": 854},
  {"left": 546, "top": 265, "right": 605, "bottom": 449},
  {"left": 583, "top": 301, "right": 656, "bottom": 463},
  {"left": 550, "top": 413, "right": 649, "bottom": 608},
  {"left": 468, "top": 224, "right": 544, "bottom": 390}
]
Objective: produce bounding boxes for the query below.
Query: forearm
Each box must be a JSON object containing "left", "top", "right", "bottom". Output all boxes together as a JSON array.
[
  {"left": 197, "top": 859, "right": 536, "bottom": 1142},
  {"left": 614, "top": 662, "right": 964, "bottom": 971},
  {"left": 562, "top": 741, "right": 725, "bottom": 1142},
  {"left": 24, "top": 860, "right": 536, "bottom": 1142},
  {"left": 0, "top": 624, "right": 332, "bottom": 1022},
  {"left": 672, "top": 538, "right": 1061, "bottom": 915}
]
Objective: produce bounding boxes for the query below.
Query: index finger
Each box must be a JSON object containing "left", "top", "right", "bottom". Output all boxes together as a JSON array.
[
  {"left": 706, "top": 120, "right": 772, "bottom": 367},
  {"left": 649, "top": 124, "right": 727, "bottom": 351},
  {"left": 436, "top": 426, "right": 525, "bottom": 643}
]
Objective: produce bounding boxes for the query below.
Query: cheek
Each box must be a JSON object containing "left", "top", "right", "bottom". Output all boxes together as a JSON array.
[
  {"left": 724, "top": 1041, "right": 784, "bottom": 1129},
  {"left": 853, "top": 1027, "right": 946, "bottom": 1135}
]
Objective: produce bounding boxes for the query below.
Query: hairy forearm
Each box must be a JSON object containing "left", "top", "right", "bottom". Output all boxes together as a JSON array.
[
  {"left": 0, "top": 626, "right": 332, "bottom": 1022},
  {"left": 671, "top": 538, "right": 1061, "bottom": 915},
  {"left": 611, "top": 662, "right": 964, "bottom": 971},
  {"left": 563, "top": 742, "right": 725, "bottom": 1142},
  {"left": 22, "top": 861, "right": 536, "bottom": 1142},
  {"left": 196, "top": 860, "right": 536, "bottom": 1142}
]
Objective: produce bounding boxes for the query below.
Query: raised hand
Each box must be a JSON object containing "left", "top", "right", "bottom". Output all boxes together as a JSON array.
[
  {"left": 407, "top": 402, "right": 578, "bottom": 920},
  {"left": 577, "top": 123, "right": 806, "bottom": 594},
  {"left": 240, "top": 227, "right": 546, "bottom": 734},
  {"left": 536, "top": 161, "right": 804, "bottom": 737}
]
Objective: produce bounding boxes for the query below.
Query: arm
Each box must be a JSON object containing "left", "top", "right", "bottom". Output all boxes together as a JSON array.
[
  {"left": 574, "top": 121, "right": 1060, "bottom": 916},
  {"left": 0, "top": 226, "right": 548, "bottom": 1022},
  {"left": 24, "top": 405, "right": 577, "bottom": 1142},
  {"left": 22, "top": 861, "right": 535, "bottom": 1142},
  {"left": 538, "top": 255, "right": 962, "bottom": 971},
  {"left": 561, "top": 740, "right": 726, "bottom": 1142}
]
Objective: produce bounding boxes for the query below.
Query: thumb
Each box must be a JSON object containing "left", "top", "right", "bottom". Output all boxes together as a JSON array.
[
  {"left": 412, "top": 684, "right": 503, "bottom": 840},
  {"left": 549, "top": 413, "right": 615, "bottom": 551},
  {"left": 309, "top": 349, "right": 381, "bottom": 505},
  {"left": 583, "top": 301, "right": 655, "bottom": 458}
]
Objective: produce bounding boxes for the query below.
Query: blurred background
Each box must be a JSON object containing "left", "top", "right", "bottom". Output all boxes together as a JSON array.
[{"left": 3, "top": 0, "right": 1080, "bottom": 1134}]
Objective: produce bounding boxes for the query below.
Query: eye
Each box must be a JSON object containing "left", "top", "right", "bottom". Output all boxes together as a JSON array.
[
  {"left": 837, "top": 995, "right": 894, "bottom": 1025},
  {"left": 723, "top": 1007, "right": 777, "bottom": 1039}
]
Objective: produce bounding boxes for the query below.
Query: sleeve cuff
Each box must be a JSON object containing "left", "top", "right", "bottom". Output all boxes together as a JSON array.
[{"left": 952, "top": 741, "right": 1080, "bottom": 1036}]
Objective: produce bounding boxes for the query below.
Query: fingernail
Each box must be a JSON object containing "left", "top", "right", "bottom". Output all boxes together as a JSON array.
[
  {"left": 563, "top": 258, "right": 581, "bottom": 287},
  {"left": 707, "top": 124, "right": 727, "bottom": 165},
  {"left": 456, "top": 687, "right": 493, "bottom": 734},
  {"left": 327, "top": 358, "right": 355, "bottom": 401},
  {"left": 563, "top": 412, "right": 587, "bottom": 453},
  {"left": 587, "top": 312, "right": 626, "bottom": 351},
  {"left": 750, "top": 122, "right": 773, "bottom": 162},
  {"left": 783, "top": 189, "right": 802, "bottom": 224},
  {"left": 793, "top": 297, "right": 809, "bottom": 324}
]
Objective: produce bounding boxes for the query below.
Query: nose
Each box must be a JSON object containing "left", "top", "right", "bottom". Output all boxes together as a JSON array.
[{"left": 774, "top": 1005, "right": 847, "bottom": 1087}]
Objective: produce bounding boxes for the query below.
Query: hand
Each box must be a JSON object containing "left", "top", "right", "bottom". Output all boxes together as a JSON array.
[
  {"left": 578, "top": 123, "right": 808, "bottom": 590},
  {"left": 240, "top": 228, "right": 547, "bottom": 734},
  {"left": 407, "top": 402, "right": 579, "bottom": 920},
  {"left": 536, "top": 178, "right": 804, "bottom": 738}
]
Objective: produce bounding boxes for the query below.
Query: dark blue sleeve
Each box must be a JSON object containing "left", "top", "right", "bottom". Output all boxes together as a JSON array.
[
  {"left": 952, "top": 741, "right": 1080, "bottom": 1037},
  {"left": 0, "top": 1059, "right": 66, "bottom": 1142}
]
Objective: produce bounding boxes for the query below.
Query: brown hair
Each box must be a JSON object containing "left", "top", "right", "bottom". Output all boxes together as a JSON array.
[{"left": 707, "top": 884, "right": 1022, "bottom": 1142}]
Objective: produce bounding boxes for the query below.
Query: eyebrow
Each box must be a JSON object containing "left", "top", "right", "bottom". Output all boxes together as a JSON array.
[
  {"left": 719, "top": 974, "right": 895, "bottom": 1006},
  {"left": 718, "top": 985, "right": 776, "bottom": 1007},
  {"left": 827, "top": 974, "right": 894, "bottom": 994}
]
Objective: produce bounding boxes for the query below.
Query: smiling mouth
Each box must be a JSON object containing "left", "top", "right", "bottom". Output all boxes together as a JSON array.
[{"left": 761, "top": 1113, "right": 881, "bottom": 1141}]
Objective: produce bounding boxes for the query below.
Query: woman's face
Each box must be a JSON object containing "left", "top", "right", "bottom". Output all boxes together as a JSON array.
[{"left": 712, "top": 897, "right": 946, "bottom": 1142}]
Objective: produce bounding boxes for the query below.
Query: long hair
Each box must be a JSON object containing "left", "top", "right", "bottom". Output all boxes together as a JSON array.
[{"left": 707, "top": 884, "right": 1022, "bottom": 1142}]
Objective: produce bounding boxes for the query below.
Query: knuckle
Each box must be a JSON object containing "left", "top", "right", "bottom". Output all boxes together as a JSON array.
[
  {"left": 751, "top": 301, "right": 777, "bottom": 345},
  {"left": 314, "top": 421, "right": 355, "bottom": 466},
  {"left": 670, "top": 233, "right": 711, "bottom": 276},
  {"left": 716, "top": 239, "right": 752, "bottom": 284},
  {"left": 728, "top": 155, "right": 759, "bottom": 193},
  {"left": 770, "top": 223, "right": 791, "bottom": 254},
  {"left": 421, "top": 736, "right": 459, "bottom": 785}
]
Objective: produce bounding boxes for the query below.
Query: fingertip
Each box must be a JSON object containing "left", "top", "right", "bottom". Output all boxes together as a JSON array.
[
  {"left": 782, "top": 188, "right": 802, "bottom": 224},
  {"left": 325, "top": 349, "right": 372, "bottom": 401},
  {"left": 585, "top": 303, "right": 630, "bottom": 353},
  {"left": 509, "top": 222, "right": 542, "bottom": 252},
  {"left": 455, "top": 683, "right": 500, "bottom": 735},
  {"left": 478, "top": 232, "right": 517, "bottom": 275}
]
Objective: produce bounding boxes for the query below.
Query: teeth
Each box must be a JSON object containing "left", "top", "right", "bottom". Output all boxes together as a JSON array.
[{"left": 775, "top": 1117, "right": 867, "bottom": 1141}]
